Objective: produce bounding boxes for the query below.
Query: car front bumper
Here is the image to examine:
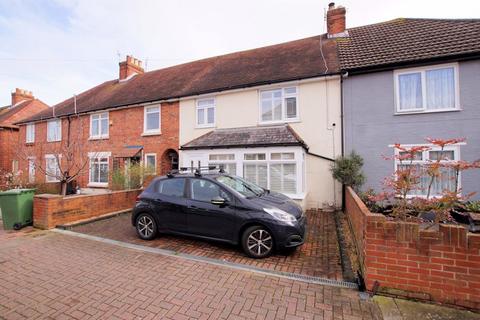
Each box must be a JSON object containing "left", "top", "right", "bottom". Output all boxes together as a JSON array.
[{"left": 273, "top": 214, "right": 306, "bottom": 249}]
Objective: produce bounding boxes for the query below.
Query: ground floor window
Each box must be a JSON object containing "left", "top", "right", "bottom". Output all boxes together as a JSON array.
[
  {"left": 28, "top": 158, "right": 35, "bottom": 183},
  {"left": 187, "top": 147, "right": 304, "bottom": 198},
  {"left": 145, "top": 153, "right": 157, "bottom": 175},
  {"left": 88, "top": 152, "right": 110, "bottom": 187},
  {"left": 45, "top": 155, "right": 61, "bottom": 183},
  {"left": 394, "top": 145, "right": 459, "bottom": 197}
]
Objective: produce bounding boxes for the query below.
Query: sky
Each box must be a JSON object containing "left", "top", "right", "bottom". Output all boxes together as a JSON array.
[{"left": 0, "top": 0, "right": 479, "bottom": 107}]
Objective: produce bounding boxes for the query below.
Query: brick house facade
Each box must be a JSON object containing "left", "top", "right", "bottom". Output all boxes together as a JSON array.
[
  {"left": 0, "top": 89, "right": 49, "bottom": 187},
  {"left": 16, "top": 57, "right": 179, "bottom": 192}
]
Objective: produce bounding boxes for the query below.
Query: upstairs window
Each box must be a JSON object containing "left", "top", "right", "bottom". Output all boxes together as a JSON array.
[
  {"left": 395, "top": 64, "right": 459, "bottom": 113},
  {"left": 196, "top": 98, "right": 215, "bottom": 127},
  {"left": 90, "top": 112, "right": 109, "bottom": 139},
  {"left": 260, "top": 87, "right": 298, "bottom": 123},
  {"left": 26, "top": 123, "right": 35, "bottom": 143},
  {"left": 144, "top": 105, "right": 161, "bottom": 134},
  {"left": 47, "top": 119, "right": 61, "bottom": 142}
]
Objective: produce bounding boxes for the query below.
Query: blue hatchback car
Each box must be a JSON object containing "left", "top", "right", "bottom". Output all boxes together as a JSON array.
[{"left": 132, "top": 169, "right": 306, "bottom": 258}]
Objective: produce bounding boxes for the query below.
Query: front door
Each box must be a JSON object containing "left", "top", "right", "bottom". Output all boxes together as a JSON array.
[{"left": 185, "top": 178, "right": 237, "bottom": 241}]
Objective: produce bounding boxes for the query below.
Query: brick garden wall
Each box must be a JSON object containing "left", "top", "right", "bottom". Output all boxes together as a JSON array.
[
  {"left": 33, "top": 189, "right": 141, "bottom": 229},
  {"left": 345, "top": 187, "right": 480, "bottom": 310}
]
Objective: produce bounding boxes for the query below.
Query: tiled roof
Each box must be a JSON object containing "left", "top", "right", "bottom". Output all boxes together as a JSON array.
[
  {"left": 181, "top": 125, "right": 307, "bottom": 150},
  {"left": 337, "top": 18, "right": 480, "bottom": 72},
  {"left": 19, "top": 34, "right": 339, "bottom": 124},
  {"left": 0, "top": 99, "right": 49, "bottom": 127}
]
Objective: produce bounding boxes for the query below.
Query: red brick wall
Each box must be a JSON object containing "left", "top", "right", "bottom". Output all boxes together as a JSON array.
[
  {"left": 33, "top": 189, "right": 141, "bottom": 229},
  {"left": 345, "top": 187, "right": 480, "bottom": 310},
  {"left": 0, "top": 128, "right": 18, "bottom": 181},
  {"left": 16, "top": 102, "right": 179, "bottom": 188}
]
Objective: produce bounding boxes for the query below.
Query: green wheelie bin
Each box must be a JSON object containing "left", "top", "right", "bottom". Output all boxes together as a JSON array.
[{"left": 0, "top": 189, "right": 36, "bottom": 230}]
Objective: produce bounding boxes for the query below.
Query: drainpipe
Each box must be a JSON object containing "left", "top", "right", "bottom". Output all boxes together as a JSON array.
[{"left": 340, "top": 71, "right": 348, "bottom": 210}]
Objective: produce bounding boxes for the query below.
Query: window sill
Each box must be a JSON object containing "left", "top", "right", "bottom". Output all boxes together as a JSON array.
[
  {"left": 25, "top": 142, "right": 34, "bottom": 146},
  {"left": 141, "top": 131, "right": 161, "bottom": 137},
  {"left": 87, "top": 182, "right": 109, "bottom": 188},
  {"left": 46, "top": 140, "right": 61, "bottom": 143},
  {"left": 89, "top": 136, "right": 109, "bottom": 141},
  {"left": 195, "top": 124, "right": 215, "bottom": 129},
  {"left": 45, "top": 180, "right": 60, "bottom": 183},
  {"left": 394, "top": 108, "right": 462, "bottom": 116},
  {"left": 258, "top": 119, "right": 300, "bottom": 126}
]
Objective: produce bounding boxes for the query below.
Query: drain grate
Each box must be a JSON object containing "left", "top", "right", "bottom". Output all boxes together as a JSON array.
[{"left": 53, "top": 229, "right": 358, "bottom": 289}]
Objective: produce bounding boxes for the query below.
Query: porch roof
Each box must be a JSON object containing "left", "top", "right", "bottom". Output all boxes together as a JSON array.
[{"left": 180, "top": 125, "right": 307, "bottom": 150}]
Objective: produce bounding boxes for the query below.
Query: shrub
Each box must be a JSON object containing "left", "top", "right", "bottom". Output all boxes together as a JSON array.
[{"left": 331, "top": 151, "right": 365, "bottom": 191}]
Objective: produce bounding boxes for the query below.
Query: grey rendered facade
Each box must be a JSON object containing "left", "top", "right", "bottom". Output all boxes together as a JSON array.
[{"left": 343, "top": 59, "right": 480, "bottom": 199}]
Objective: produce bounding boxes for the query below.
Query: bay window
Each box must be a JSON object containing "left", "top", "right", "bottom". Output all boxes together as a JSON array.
[
  {"left": 395, "top": 63, "right": 459, "bottom": 113},
  {"left": 208, "top": 154, "right": 236, "bottom": 175},
  {"left": 260, "top": 87, "right": 298, "bottom": 123}
]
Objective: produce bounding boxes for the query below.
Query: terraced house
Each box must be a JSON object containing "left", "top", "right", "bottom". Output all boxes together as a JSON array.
[
  {"left": 340, "top": 18, "right": 480, "bottom": 199},
  {"left": 0, "top": 89, "right": 48, "bottom": 185}
]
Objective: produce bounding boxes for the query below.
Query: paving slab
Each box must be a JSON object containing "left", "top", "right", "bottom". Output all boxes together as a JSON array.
[{"left": 374, "top": 296, "right": 480, "bottom": 320}]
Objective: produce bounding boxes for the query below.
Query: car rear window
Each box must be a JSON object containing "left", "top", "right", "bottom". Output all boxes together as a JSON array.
[{"left": 156, "top": 178, "right": 185, "bottom": 197}]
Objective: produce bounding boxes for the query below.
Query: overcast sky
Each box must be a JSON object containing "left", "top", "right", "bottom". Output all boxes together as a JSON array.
[{"left": 0, "top": 0, "right": 478, "bottom": 106}]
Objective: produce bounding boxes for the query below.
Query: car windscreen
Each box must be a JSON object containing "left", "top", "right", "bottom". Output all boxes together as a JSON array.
[{"left": 215, "top": 175, "right": 264, "bottom": 198}]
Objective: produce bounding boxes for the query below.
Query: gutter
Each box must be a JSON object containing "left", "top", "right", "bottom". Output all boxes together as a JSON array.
[{"left": 15, "top": 71, "right": 342, "bottom": 125}]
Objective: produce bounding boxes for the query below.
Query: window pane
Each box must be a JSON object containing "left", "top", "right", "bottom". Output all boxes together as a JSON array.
[
  {"left": 429, "top": 150, "right": 455, "bottom": 161},
  {"left": 158, "top": 179, "right": 185, "bottom": 197},
  {"left": 209, "top": 154, "right": 235, "bottom": 161},
  {"left": 243, "top": 163, "right": 267, "bottom": 188},
  {"left": 92, "top": 119, "right": 99, "bottom": 136},
  {"left": 273, "top": 98, "right": 282, "bottom": 120},
  {"left": 198, "top": 99, "right": 214, "bottom": 107},
  {"left": 271, "top": 152, "right": 295, "bottom": 160},
  {"left": 99, "top": 163, "right": 108, "bottom": 183},
  {"left": 244, "top": 153, "right": 266, "bottom": 160},
  {"left": 426, "top": 67, "right": 455, "bottom": 110},
  {"left": 207, "top": 107, "right": 214, "bottom": 124},
  {"left": 146, "top": 112, "right": 159, "bottom": 130},
  {"left": 273, "top": 90, "right": 282, "bottom": 98},
  {"left": 101, "top": 118, "right": 108, "bottom": 135},
  {"left": 286, "top": 97, "right": 297, "bottom": 118},
  {"left": 197, "top": 108, "right": 205, "bottom": 125},
  {"left": 261, "top": 100, "right": 273, "bottom": 121},
  {"left": 261, "top": 91, "right": 272, "bottom": 100},
  {"left": 284, "top": 87, "right": 297, "bottom": 95},
  {"left": 398, "top": 73, "right": 423, "bottom": 110},
  {"left": 190, "top": 179, "right": 225, "bottom": 202},
  {"left": 210, "top": 163, "right": 237, "bottom": 175},
  {"left": 399, "top": 151, "right": 423, "bottom": 161},
  {"left": 270, "top": 163, "right": 296, "bottom": 194}
]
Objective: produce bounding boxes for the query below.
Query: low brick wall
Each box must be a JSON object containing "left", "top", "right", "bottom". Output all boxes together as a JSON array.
[
  {"left": 33, "top": 189, "right": 141, "bottom": 229},
  {"left": 345, "top": 187, "right": 480, "bottom": 310}
]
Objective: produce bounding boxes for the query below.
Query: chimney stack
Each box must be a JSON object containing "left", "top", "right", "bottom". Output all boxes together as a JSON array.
[
  {"left": 11, "top": 88, "right": 34, "bottom": 106},
  {"left": 326, "top": 2, "right": 347, "bottom": 38},
  {"left": 119, "top": 55, "right": 144, "bottom": 80}
]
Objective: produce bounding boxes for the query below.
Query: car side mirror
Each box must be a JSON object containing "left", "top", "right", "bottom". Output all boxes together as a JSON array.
[{"left": 211, "top": 197, "right": 226, "bottom": 206}]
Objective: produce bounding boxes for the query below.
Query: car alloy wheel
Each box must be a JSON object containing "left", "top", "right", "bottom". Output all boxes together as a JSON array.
[
  {"left": 136, "top": 213, "right": 157, "bottom": 240},
  {"left": 242, "top": 226, "right": 273, "bottom": 258}
]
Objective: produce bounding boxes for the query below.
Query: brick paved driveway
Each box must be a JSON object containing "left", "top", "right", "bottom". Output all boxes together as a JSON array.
[
  {"left": 72, "top": 210, "right": 344, "bottom": 280},
  {"left": 0, "top": 227, "right": 380, "bottom": 319}
]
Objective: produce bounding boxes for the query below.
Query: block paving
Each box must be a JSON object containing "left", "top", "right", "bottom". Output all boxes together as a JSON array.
[
  {"left": 73, "top": 210, "right": 344, "bottom": 280},
  {"left": 0, "top": 226, "right": 380, "bottom": 319}
]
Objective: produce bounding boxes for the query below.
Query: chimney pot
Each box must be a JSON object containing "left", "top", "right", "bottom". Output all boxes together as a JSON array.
[
  {"left": 119, "top": 55, "right": 144, "bottom": 80},
  {"left": 328, "top": 2, "right": 335, "bottom": 9}
]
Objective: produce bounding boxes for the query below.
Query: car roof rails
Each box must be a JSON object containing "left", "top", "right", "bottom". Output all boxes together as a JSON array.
[{"left": 166, "top": 165, "right": 226, "bottom": 178}]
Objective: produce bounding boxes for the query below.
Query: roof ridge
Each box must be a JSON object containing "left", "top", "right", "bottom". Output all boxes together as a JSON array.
[{"left": 346, "top": 17, "right": 480, "bottom": 31}]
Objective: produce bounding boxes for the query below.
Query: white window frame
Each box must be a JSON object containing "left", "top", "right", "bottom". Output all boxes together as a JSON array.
[
  {"left": 394, "top": 63, "right": 460, "bottom": 114},
  {"left": 143, "top": 105, "right": 161, "bottom": 135},
  {"left": 196, "top": 97, "right": 216, "bottom": 128},
  {"left": 88, "top": 152, "right": 111, "bottom": 188},
  {"left": 90, "top": 112, "right": 109, "bottom": 139},
  {"left": 392, "top": 144, "right": 463, "bottom": 198},
  {"left": 182, "top": 147, "right": 305, "bottom": 199},
  {"left": 28, "top": 157, "right": 35, "bottom": 183},
  {"left": 47, "top": 119, "right": 62, "bottom": 142},
  {"left": 144, "top": 153, "right": 157, "bottom": 175},
  {"left": 258, "top": 86, "right": 299, "bottom": 124},
  {"left": 26, "top": 123, "right": 35, "bottom": 143},
  {"left": 45, "top": 154, "right": 61, "bottom": 183}
]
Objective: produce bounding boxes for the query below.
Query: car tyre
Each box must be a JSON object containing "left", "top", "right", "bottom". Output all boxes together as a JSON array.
[
  {"left": 241, "top": 226, "right": 274, "bottom": 258},
  {"left": 135, "top": 213, "right": 157, "bottom": 240}
]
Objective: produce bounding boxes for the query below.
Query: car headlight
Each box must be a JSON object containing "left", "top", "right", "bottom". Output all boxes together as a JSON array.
[{"left": 263, "top": 208, "right": 297, "bottom": 223}]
